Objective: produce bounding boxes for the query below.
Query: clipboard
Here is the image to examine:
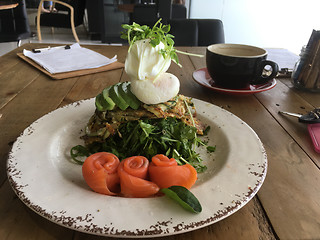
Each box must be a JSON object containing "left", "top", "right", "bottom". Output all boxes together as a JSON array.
[{"left": 17, "top": 53, "right": 124, "bottom": 80}]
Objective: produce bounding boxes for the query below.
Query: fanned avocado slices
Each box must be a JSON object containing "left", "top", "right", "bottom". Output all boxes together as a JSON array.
[
  {"left": 96, "top": 82, "right": 141, "bottom": 111},
  {"left": 102, "top": 86, "right": 116, "bottom": 110},
  {"left": 109, "top": 83, "right": 129, "bottom": 111},
  {"left": 95, "top": 93, "right": 110, "bottom": 111},
  {"left": 118, "top": 82, "right": 141, "bottom": 110}
]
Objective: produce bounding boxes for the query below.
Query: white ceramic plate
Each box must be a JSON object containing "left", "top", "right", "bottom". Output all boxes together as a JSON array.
[{"left": 7, "top": 98, "right": 267, "bottom": 238}]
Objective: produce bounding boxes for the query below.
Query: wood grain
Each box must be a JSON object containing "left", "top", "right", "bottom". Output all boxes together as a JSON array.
[{"left": 279, "top": 78, "right": 320, "bottom": 107}]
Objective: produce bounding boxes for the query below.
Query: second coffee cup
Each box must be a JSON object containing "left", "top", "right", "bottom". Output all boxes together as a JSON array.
[{"left": 206, "top": 44, "right": 279, "bottom": 89}]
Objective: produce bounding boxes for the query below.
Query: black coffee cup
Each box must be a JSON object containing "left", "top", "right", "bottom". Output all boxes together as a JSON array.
[{"left": 206, "top": 44, "right": 279, "bottom": 89}]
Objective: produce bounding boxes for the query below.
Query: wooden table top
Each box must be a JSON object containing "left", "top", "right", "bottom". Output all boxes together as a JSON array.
[{"left": 1, "top": 43, "right": 320, "bottom": 240}]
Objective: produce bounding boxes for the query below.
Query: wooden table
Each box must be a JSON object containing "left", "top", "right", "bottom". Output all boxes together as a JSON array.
[{"left": 1, "top": 43, "right": 320, "bottom": 240}]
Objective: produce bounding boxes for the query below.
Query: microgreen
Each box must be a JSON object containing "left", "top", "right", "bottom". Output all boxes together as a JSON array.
[
  {"left": 121, "top": 19, "right": 180, "bottom": 65},
  {"left": 71, "top": 117, "right": 213, "bottom": 172}
]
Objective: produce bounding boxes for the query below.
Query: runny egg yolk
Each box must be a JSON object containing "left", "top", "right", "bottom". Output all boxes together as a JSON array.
[{"left": 130, "top": 73, "right": 180, "bottom": 105}]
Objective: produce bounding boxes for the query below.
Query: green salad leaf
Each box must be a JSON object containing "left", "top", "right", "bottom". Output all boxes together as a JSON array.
[
  {"left": 161, "top": 186, "right": 202, "bottom": 213},
  {"left": 71, "top": 117, "right": 214, "bottom": 172}
]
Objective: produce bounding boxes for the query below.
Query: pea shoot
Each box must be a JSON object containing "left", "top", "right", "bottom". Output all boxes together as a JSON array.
[{"left": 121, "top": 19, "right": 203, "bottom": 67}]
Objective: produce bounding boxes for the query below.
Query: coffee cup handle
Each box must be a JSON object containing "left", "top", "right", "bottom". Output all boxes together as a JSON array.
[{"left": 252, "top": 60, "right": 279, "bottom": 85}]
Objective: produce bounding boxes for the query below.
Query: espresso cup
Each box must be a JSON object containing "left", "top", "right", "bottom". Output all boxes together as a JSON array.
[{"left": 206, "top": 43, "right": 279, "bottom": 89}]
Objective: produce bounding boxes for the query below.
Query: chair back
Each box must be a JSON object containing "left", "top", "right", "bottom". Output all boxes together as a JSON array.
[
  {"left": 36, "top": 0, "right": 86, "bottom": 42},
  {"left": 171, "top": 3, "right": 187, "bottom": 19},
  {"left": 168, "top": 19, "right": 225, "bottom": 46},
  {"left": 131, "top": 4, "right": 158, "bottom": 26},
  {"left": 157, "top": 0, "right": 171, "bottom": 23},
  {"left": 169, "top": 19, "right": 198, "bottom": 46},
  {"left": 197, "top": 19, "right": 225, "bottom": 46},
  {"left": 38, "top": 0, "right": 86, "bottom": 28}
]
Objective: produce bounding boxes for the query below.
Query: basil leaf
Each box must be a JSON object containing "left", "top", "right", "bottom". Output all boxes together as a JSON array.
[{"left": 161, "top": 186, "right": 202, "bottom": 213}]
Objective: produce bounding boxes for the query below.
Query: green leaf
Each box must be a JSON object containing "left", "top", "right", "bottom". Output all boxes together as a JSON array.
[
  {"left": 207, "top": 145, "right": 216, "bottom": 152},
  {"left": 121, "top": 19, "right": 179, "bottom": 64},
  {"left": 80, "top": 117, "right": 210, "bottom": 171},
  {"left": 161, "top": 186, "right": 202, "bottom": 213},
  {"left": 70, "top": 145, "right": 90, "bottom": 165},
  {"left": 203, "top": 126, "right": 211, "bottom": 135}
]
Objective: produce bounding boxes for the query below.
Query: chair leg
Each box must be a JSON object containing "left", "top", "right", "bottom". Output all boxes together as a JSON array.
[
  {"left": 69, "top": 6, "right": 80, "bottom": 42},
  {"left": 37, "top": 0, "right": 80, "bottom": 43},
  {"left": 82, "top": 9, "right": 89, "bottom": 34},
  {"left": 36, "top": 0, "right": 45, "bottom": 41}
]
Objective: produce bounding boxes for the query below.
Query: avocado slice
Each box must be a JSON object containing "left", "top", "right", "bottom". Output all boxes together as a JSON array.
[
  {"left": 118, "top": 82, "right": 141, "bottom": 110},
  {"left": 95, "top": 93, "right": 110, "bottom": 111},
  {"left": 109, "top": 83, "right": 129, "bottom": 110},
  {"left": 102, "top": 86, "right": 116, "bottom": 110}
]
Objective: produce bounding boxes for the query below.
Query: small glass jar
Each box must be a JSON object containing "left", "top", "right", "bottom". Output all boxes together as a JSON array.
[{"left": 292, "top": 45, "right": 320, "bottom": 92}]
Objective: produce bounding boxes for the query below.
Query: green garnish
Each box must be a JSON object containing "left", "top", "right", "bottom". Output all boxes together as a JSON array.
[
  {"left": 70, "top": 145, "right": 90, "bottom": 164},
  {"left": 161, "top": 186, "right": 202, "bottom": 213},
  {"left": 121, "top": 19, "right": 179, "bottom": 65},
  {"left": 71, "top": 117, "right": 213, "bottom": 173},
  {"left": 121, "top": 19, "right": 203, "bottom": 66}
]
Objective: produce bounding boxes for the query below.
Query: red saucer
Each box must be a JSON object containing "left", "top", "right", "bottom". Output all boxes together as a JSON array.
[{"left": 192, "top": 68, "right": 277, "bottom": 95}]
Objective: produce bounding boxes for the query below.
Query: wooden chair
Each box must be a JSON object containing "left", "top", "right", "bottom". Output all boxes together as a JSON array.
[{"left": 36, "top": 0, "right": 86, "bottom": 42}]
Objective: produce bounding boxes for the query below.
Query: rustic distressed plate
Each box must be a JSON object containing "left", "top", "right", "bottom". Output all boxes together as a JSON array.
[{"left": 7, "top": 98, "right": 267, "bottom": 238}]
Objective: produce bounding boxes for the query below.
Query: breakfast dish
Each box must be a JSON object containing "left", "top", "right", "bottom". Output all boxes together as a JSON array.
[{"left": 7, "top": 97, "right": 267, "bottom": 237}]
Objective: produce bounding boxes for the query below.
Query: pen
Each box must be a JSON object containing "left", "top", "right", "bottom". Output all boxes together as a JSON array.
[{"left": 31, "top": 45, "right": 70, "bottom": 53}]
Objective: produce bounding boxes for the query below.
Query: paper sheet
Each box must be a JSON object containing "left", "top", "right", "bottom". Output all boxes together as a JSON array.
[{"left": 23, "top": 43, "right": 117, "bottom": 74}]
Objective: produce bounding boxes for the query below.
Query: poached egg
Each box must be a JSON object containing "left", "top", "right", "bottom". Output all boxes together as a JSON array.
[
  {"left": 125, "top": 39, "right": 180, "bottom": 105},
  {"left": 130, "top": 73, "right": 180, "bottom": 105}
]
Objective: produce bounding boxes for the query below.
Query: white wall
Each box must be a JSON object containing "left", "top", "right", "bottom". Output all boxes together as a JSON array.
[{"left": 190, "top": 0, "right": 320, "bottom": 54}]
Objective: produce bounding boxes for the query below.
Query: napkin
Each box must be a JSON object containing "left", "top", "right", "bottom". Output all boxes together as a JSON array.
[{"left": 23, "top": 43, "right": 117, "bottom": 74}]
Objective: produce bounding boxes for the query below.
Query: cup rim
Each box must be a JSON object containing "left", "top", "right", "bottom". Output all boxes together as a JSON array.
[{"left": 207, "top": 43, "right": 267, "bottom": 58}]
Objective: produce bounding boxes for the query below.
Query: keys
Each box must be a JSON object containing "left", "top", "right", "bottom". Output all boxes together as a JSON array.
[
  {"left": 278, "top": 108, "right": 320, "bottom": 124},
  {"left": 279, "top": 108, "right": 320, "bottom": 153}
]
